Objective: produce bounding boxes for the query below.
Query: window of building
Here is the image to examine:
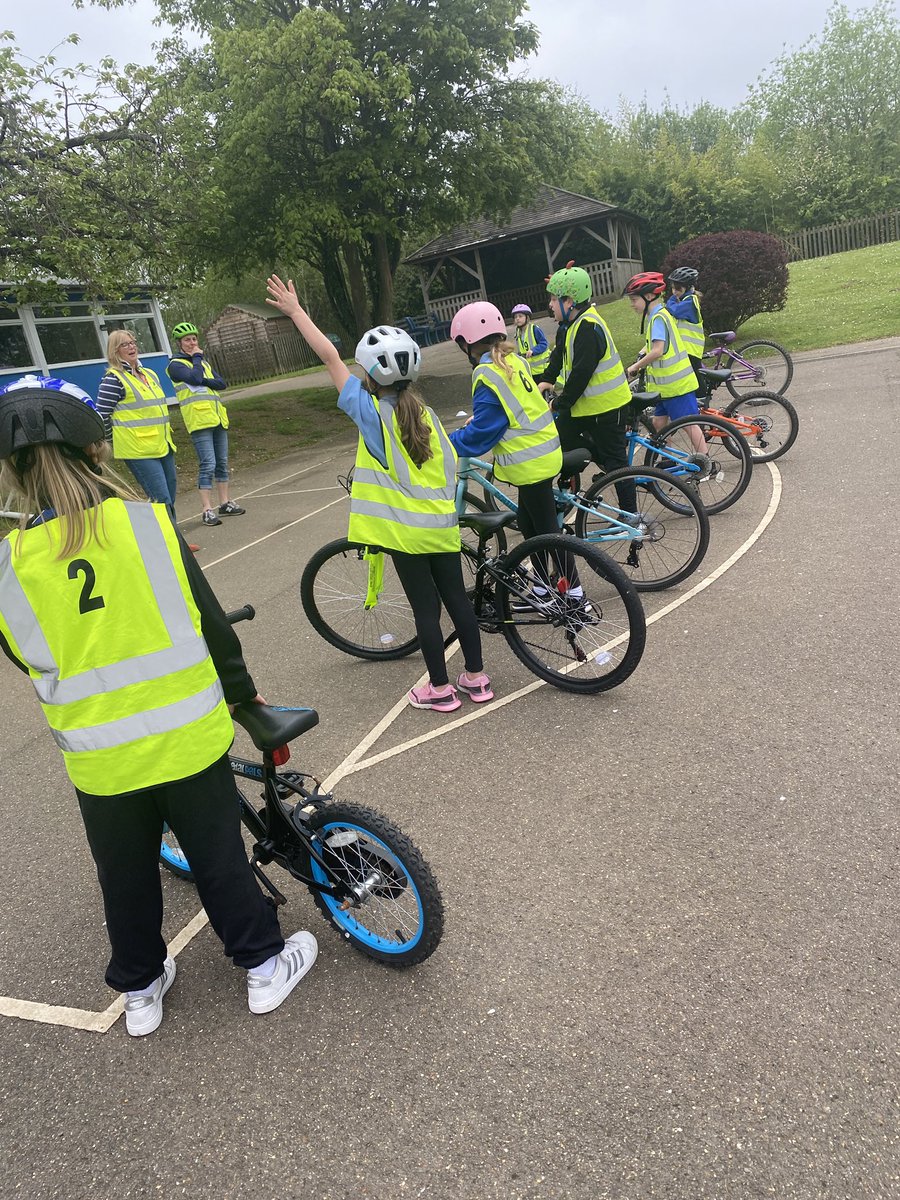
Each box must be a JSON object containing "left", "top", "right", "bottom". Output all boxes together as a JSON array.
[
  {"left": 0, "top": 324, "right": 34, "bottom": 371},
  {"left": 36, "top": 320, "right": 103, "bottom": 365},
  {"left": 103, "top": 316, "right": 162, "bottom": 354}
]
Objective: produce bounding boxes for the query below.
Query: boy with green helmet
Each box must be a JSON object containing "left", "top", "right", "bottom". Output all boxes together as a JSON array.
[{"left": 536, "top": 261, "right": 637, "bottom": 517}]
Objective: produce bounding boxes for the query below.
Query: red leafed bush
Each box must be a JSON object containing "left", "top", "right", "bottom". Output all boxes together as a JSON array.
[{"left": 660, "top": 231, "right": 789, "bottom": 332}]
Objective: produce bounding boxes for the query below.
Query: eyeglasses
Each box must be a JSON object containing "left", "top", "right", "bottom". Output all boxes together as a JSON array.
[{"left": 119, "top": 341, "right": 138, "bottom": 350}]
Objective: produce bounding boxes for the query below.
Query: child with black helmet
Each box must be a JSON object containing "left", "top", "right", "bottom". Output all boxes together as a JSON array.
[
  {"left": 266, "top": 274, "right": 491, "bottom": 712},
  {"left": 665, "top": 267, "right": 705, "bottom": 380},
  {"left": 0, "top": 374, "right": 317, "bottom": 1035}
]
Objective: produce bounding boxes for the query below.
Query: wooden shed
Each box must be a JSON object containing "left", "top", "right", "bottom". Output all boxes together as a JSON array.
[
  {"left": 405, "top": 185, "right": 645, "bottom": 322},
  {"left": 203, "top": 303, "right": 326, "bottom": 384}
]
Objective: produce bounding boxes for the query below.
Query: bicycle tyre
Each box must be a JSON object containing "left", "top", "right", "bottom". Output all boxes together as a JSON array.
[
  {"left": 304, "top": 801, "right": 444, "bottom": 967},
  {"left": 642, "top": 413, "right": 753, "bottom": 515},
  {"left": 496, "top": 533, "right": 646, "bottom": 693},
  {"left": 726, "top": 340, "right": 793, "bottom": 397},
  {"left": 721, "top": 389, "right": 799, "bottom": 462},
  {"left": 573, "top": 466, "right": 710, "bottom": 591},
  {"left": 300, "top": 537, "right": 420, "bottom": 660}
]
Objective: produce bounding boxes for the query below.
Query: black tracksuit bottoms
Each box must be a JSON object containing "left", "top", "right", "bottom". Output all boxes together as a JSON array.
[
  {"left": 555, "top": 406, "right": 638, "bottom": 515},
  {"left": 77, "top": 753, "right": 284, "bottom": 992}
]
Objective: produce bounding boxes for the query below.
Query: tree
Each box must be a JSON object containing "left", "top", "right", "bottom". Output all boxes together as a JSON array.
[
  {"left": 0, "top": 35, "right": 195, "bottom": 301},
  {"left": 660, "top": 231, "right": 789, "bottom": 332},
  {"left": 137, "top": 0, "right": 578, "bottom": 334}
]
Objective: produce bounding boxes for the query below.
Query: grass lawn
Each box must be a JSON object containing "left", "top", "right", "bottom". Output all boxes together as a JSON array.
[{"left": 595, "top": 240, "right": 900, "bottom": 357}]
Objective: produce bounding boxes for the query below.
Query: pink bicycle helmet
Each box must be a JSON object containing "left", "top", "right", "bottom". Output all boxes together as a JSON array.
[
  {"left": 511, "top": 303, "right": 532, "bottom": 315},
  {"left": 450, "top": 301, "right": 507, "bottom": 347}
]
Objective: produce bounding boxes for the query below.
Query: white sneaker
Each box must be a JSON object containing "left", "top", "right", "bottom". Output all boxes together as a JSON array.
[
  {"left": 124, "top": 956, "right": 176, "bottom": 1037},
  {"left": 247, "top": 931, "right": 318, "bottom": 1014}
]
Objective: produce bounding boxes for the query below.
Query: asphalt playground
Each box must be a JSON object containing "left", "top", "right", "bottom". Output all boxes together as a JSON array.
[{"left": 1, "top": 339, "right": 899, "bottom": 1199}]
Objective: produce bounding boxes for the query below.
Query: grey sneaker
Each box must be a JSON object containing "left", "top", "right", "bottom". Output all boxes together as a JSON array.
[
  {"left": 202, "top": 508, "right": 222, "bottom": 526},
  {"left": 124, "top": 956, "right": 176, "bottom": 1037},
  {"left": 247, "top": 931, "right": 318, "bottom": 1014}
]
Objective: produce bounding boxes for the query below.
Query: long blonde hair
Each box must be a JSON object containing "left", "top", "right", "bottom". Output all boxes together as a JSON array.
[
  {"left": 1, "top": 442, "right": 140, "bottom": 559},
  {"left": 392, "top": 383, "right": 433, "bottom": 469},
  {"left": 106, "top": 329, "right": 140, "bottom": 372},
  {"left": 488, "top": 337, "right": 517, "bottom": 381}
]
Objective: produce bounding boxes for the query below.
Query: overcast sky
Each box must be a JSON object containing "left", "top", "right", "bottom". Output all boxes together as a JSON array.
[{"left": 10, "top": 0, "right": 898, "bottom": 114}]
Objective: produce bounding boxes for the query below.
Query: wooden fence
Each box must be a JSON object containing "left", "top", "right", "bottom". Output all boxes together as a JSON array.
[
  {"left": 205, "top": 330, "right": 325, "bottom": 386},
  {"left": 780, "top": 209, "right": 900, "bottom": 262}
]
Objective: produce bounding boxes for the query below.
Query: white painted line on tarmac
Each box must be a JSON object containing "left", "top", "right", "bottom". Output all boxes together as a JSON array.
[
  {"left": 1, "top": 466, "right": 781, "bottom": 1034},
  {"left": 244, "top": 486, "right": 345, "bottom": 499},
  {"left": 180, "top": 455, "right": 340, "bottom": 525},
  {"left": 201, "top": 495, "right": 348, "bottom": 570},
  {"left": 322, "top": 463, "right": 783, "bottom": 788}
]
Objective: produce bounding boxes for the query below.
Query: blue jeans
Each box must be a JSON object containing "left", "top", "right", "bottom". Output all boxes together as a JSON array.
[
  {"left": 190, "top": 426, "right": 230, "bottom": 491},
  {"left": 126, "top": 451, "right": 177, "bottom": 508}
]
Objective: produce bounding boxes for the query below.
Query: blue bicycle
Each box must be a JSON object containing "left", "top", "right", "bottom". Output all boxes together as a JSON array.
[{"left": 461, "top": 448, "right": 709, "bottom": 593}]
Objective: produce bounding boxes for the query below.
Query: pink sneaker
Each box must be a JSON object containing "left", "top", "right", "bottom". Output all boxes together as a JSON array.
[
  {"left": 407, "top": 683, "right": 461, "bottom": 713},
  {"left": 456, "top": 672, "right": 495, "bottom": 703}
]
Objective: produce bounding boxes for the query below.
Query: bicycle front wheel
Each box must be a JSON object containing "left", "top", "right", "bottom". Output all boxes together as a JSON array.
[
  {"left": 305, "top": 802, "right": 444, "bottom": 967},
  {"left": 300, "top": 538, "right": 420, "bottom": 660},
  {"left": 496, "top": 533, "right": 646, "bottom": 693},
  {"left": 574, "top": 466, "right": 710, "bottom": 591},
  {"left": 643, "top": 413, "right": 753, "bottom": 514},
  {"left": 721, "top": 389, "right": 799, "bottom": 462},
  {"left": 160, "top": 823, "right": 193, "bottom": 879},
  {"left": 726, "top": 340, "right": 793, "bottom": 397}
]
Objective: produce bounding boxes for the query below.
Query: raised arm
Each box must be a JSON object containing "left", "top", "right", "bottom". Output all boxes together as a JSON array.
[{"left": 265, "top": 275, "right": 351, "bottom": 392}]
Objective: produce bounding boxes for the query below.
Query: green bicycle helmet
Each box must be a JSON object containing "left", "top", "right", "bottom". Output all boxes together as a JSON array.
[
  {"left": 546, "top": 262, "right": 592, "bottom": 304},
  {"left": 171, "top": 321, "right": 200, "bottom": 340}
]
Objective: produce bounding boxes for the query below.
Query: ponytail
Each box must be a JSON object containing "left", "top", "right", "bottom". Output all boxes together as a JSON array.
[
  {"left": 489, "top": 337, "right": 517, "bottom": 381},
  {"left": 394, "top": 385, "right": 434, "bottom": 469}
]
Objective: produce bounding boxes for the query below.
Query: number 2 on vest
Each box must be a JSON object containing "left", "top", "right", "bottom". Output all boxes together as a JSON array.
[{"left": 67, "top": 559, "right": 106, "bottom": 614}]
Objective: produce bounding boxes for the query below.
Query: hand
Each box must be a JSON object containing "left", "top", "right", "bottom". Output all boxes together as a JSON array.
[
  {"left": 228, "top": 692, "right": 267, "bottom": 714},
  {"left": 266, "top": 274, "right": 302, "bottom": 317},
  {"left": 626, "top": 362, "right": 642, "bottom": 379},
  {"left": 537, "top": 381, "right": 555, "bottom": 394}
]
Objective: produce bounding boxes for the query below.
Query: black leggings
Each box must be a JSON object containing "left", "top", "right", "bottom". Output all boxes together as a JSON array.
[
  {"left": 510, "top": 476, "right": 581, "bottom": 592},
  {"left": 78, "top": 753, "right": 284, "bottom": 992},
  {"left": 391, "top": 550, "right": 483, "bottom": 686},
  {"left": 556, "top": 406, "right": 638, "bottom": 515}
]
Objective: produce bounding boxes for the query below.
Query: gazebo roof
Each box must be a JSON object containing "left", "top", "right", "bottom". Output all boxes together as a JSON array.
[{"left": 405, "top": 186, "right": 641, "bottom": 266}]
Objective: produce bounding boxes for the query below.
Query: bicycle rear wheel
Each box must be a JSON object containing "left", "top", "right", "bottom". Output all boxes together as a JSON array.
[
  {"left": 721, "top": 389, "right": 799, "bottom": 462},
  {"left": 573, "top": 466, "right": 710, "bottom": 591},
  {"left": 496, "top": 533, "right": 646, "bottom": 693},
  {"left": 300, "top": 538, "right": 420, "bottom": 660},
  {"left": 304, "top": 802, "right": 444, "bottom": 967},
  {"left": 726, "top": 340, "right": 793, "bottom": 397},
  {"left": 642, "top": 413, "right": 753, "bottom": 514}
]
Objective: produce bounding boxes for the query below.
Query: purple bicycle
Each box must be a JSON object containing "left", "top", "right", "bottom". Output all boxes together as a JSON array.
[{"left": 703, "top": 331, "right": 794, "bottom": 398}]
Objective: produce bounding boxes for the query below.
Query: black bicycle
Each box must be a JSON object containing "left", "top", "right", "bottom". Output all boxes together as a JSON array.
[
  {"left": 301, "top": 511, "right": 647, "bottom": 694},
  {"left": 159, "top": 607, "right": 444, "bottom": 968}
]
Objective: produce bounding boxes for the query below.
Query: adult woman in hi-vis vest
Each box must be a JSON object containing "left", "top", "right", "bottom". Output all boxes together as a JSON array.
[
  {"left": 96, "top": 329, "right": 178, "bottom": 509},
  {"left": 0, "top": 376, "right": 316, "bottom": 1036},
  {"left": 265, "top": 274, "right": 491, "bottom": 713}
]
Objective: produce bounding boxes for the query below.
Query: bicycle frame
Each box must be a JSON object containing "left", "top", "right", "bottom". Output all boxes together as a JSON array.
[
  {"left": 456, "top": 455, "right": 645, "bottom": 543},
  {"left": 703, "top": 343, "right": 758, "bottom": 383}
]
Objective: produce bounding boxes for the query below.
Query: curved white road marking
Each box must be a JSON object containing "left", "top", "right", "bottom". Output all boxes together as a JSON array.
[{"left": 1, "top": 464, "right": 781, "bottom": 1033}]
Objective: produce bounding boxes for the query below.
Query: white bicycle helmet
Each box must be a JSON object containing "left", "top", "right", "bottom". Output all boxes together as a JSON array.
[{"left": 355, "top": 327, "right": 422, "bottom": 387}]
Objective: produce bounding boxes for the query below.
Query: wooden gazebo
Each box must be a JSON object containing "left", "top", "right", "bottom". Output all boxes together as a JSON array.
[{"left": 404, "top": 186, "right": 644, "bottom": 323}]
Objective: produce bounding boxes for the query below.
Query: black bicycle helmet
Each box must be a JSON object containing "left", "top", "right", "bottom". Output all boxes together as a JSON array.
[
  {"left": 0, "top": 375, "right": 105, "bottom": 460},
  {"left": 667, "top": 266, "right": 699, "bottom": 286}
]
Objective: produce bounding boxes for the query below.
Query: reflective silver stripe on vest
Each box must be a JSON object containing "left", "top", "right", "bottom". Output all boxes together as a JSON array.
[
  {"left": 0, "top": 504, "right": 207, "bottom": 707},
  {"left": 52, "top": 678, "right": 225, "bottom": 753},
  {"left": 111, "top": 372, "right": 167, "bottom": 425},
  {"left": 350, "top": 499, "right": 457, "bottom": 529},
  {"left": 494, "top": 438, "right": 561, "bottom": 469},
  {"left": 179, "top": 391, "right": 220, "bottom": 405},
  {"left": 650, "top": 361, "right": 696, "bottom": 385},
  {"left": 472, "top": 367, "right": 554, "bottom": 436},
  {"left": 352, "top": 466, "right": 452, "bottom": 502},
  {"left": 112, "top": 416, "right": 170, "bottom": 428},
  {"left": 378, "top": 399, "right": 457, "bottom": 500}
]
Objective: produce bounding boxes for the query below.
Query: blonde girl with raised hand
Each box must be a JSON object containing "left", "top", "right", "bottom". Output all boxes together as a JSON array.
[{"left": 265, "top": 274, "right": 492, "bottom": 712}]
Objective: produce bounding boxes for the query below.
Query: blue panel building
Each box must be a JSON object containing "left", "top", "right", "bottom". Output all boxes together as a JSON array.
[{"left": 0, "top": 286, "right": 173, "bottom": 398}]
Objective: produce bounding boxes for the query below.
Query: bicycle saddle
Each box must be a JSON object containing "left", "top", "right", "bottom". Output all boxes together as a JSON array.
[
  {"left": 697, "top": 367, "right": 732, "bottom": 384},
  {"left": 459, "top": 509, "right": 519, "bottom": 534},
  {"left": 707, "top": 331, "right": 736, "bottom": 342},
  {"left": 232, "top": 703, "right": 319, "bottom": 750},
  {"left": 560, "top": 448, "right": 591, "bottom": 475},
  {"left": 630, "top": 390, "right": 661, "bottom": 404}
]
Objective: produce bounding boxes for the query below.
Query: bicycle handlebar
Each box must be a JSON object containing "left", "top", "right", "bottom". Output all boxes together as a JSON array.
[{"left": 225, "top": 604, "right": 255, "bottom": 626}]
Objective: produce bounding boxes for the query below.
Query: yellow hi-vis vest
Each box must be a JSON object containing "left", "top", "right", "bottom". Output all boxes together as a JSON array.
[
  {"left": 562, "top": 307, "right": 633, "bottom": 417},
  {"left": 472, "top": 354, "right": 562, "bottom": 486},
  {"left": 169, "top": 357, "right": 229, "bottom": 433},
  {"left": 348, "top": 395, "right": 461, "bottom": 554},
  {"left": 673, "top": 292, "right": 705, "bottom": 358},
  {"left": 645, "top": 306, "right": 700, "bottom": 398},
  {"left": 0, "top": 500, "right": 234, "bottom": 795},
  {"left": 514, "top": 323, "right": 551, "bottom": 376},
  {"left": 107, "top": 366, "right": 176, "bottom": 460}
]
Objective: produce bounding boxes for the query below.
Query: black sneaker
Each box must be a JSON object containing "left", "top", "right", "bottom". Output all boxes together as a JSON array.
[
  {"left": 202, "top": 508, "right": 222, "bottom": 526},
  {"left": 218, "top": 501, "right": 246, "bottom": 515}
]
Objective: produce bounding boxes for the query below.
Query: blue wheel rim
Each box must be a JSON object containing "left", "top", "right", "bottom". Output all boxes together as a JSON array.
[
  {"left": 160, "top": 822, "right": 191, "bottom": 872},
  {"left": 311, "top": 821, "right": 424, "bottom": 954}
]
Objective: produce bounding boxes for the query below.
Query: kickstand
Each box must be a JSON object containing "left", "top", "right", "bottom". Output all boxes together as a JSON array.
[{"left": 250, "top": 856, "right": 287, "bottom": 907}]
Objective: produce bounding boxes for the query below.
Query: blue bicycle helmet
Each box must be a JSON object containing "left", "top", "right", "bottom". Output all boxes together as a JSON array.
[{"left": 0, "top": 374, "right": 105, "bottom": 459}]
